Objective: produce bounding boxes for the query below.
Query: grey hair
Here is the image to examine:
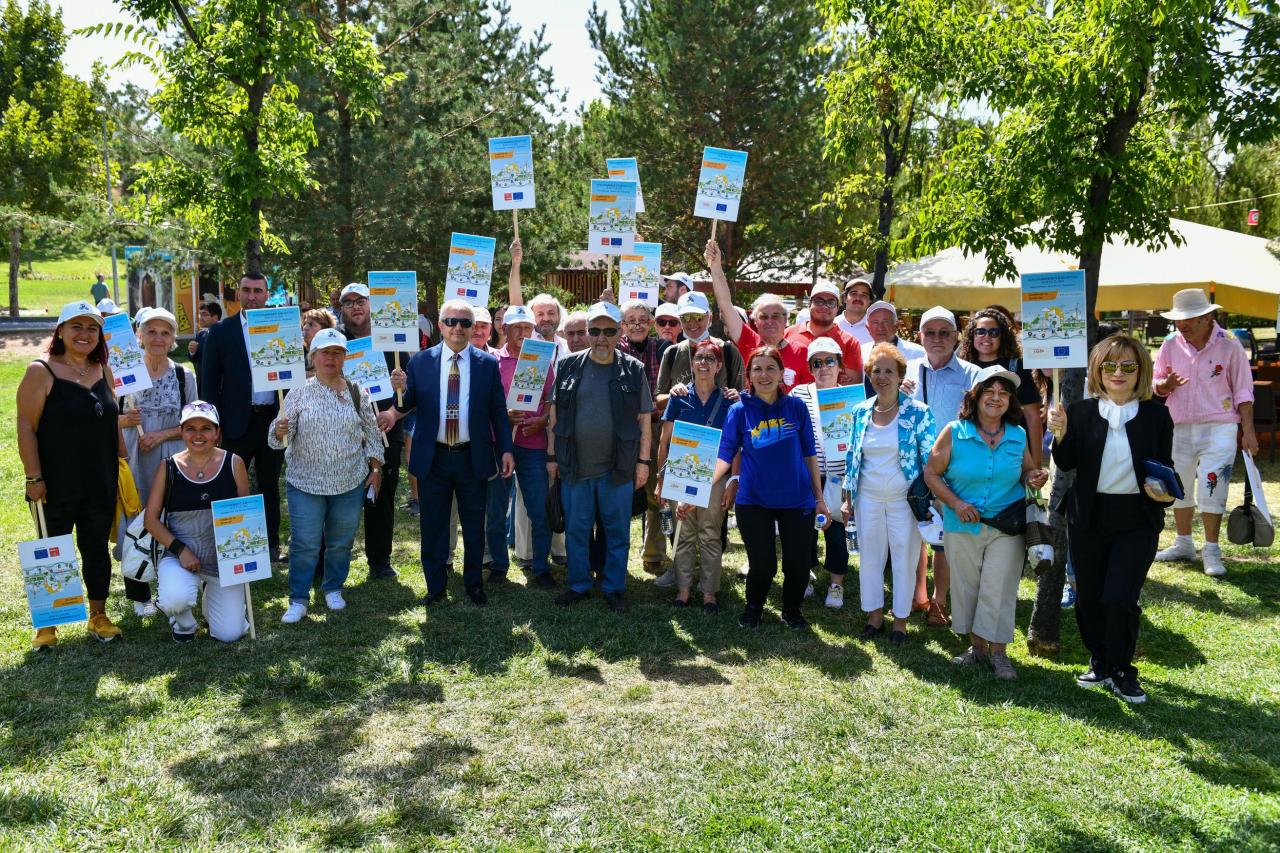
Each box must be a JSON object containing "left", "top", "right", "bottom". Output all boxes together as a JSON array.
[
  {"left": 528, "top": 293, "right": 563, "bottom": 316},
  {"left": 620, "top": 299, "right": 653, "bottom": 318},
  {"left": 751, "top": 293, "right": 787, "bottom": 316},
  {"left": 439, "top": 299, "right": 476, "bottom": 319}
]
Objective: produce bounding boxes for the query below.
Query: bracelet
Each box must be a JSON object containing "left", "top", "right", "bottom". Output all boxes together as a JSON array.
[
  {"left": 637, "top": 459, "right": 651, "bottom": 466},
  {"left": 547, "top": 455, "right": 557, "bottom": 462},
  {"left": 168, "top": 540, "right": 186, "bottom": 558},
  {"left": 25, "top": 474, "right": 43, "bottom": 484},
  {"left": 727, "top": 475, "right": 740, "bottom": 485}
]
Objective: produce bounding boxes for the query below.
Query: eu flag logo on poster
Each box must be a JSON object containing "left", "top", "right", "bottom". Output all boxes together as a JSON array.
[
  {"left": 122, "top": 375, "right": 136, "bottom": 385},
  {"left": 369, "top": 385, "right": 382, "bottom": 394},
  {"left": 685, "top": 485, "right": 698, "bottom": 495},
  {"left": 517, "top": 393, "right": 532, "bottom": 403},
  {"left": 35, "top": 548, "right": 48, "bottom": 559},
  {"left": 279, "top": 370, "right": 292, "bottom": 380},
  {"left": 610, "top": 237, "right": 622, "bottom": 246},
  {"left": 512, "top": 192, "right": 524, "bottom": 200},
  {"left": 1053, "top": 346, "right": 1069, "bottom": 357},
  {"left": 715, "top": 203, "right": 727, "bottom": 212},
  {"left": 394, "top": 333, "right": 406, "bottom": 342}
]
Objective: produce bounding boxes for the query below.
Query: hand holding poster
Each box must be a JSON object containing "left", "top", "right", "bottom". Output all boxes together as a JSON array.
[
  {"left": 103, "top": 311, "right": 152, "bottom": 395},
  {"left": 212, "top": 495, "right": 272, "bottom": 588},
  {"left": 445, "top": 233, "right": 497, "bottom": 307},
  {"left": 694, "top": 146, "right": 748, "bottom": 223},
  {"left": 344, "top": 336, "right": 393, "bottom": 402},
  {"left": 606, "top": 157, "right": 645, "bottom": 213},
  {"left": 589, "top": 179, "right": 638, "bottom": 255},
  {"left": 1020, "top": 270, "right": 1088, "bottom": 369},
  {"left": 368, "top": 271, "right": 418, "bottom": 352},
  {"left": 660, "top": 421, "right": 722, "bottom": 509},
  {"left": 20, "top": 532, "right": 87, "bottom": 629},
  {"left": 505, "top": 337, "right": 557, "bottom": 412},
  {"left": 619, "top": 242, "right": 662, "bottom": 307},
  {"left": 816, "top": 385, "right": 866, "bottom": 462},
  {"left": 489, "top": 135, "right": 536, "bottom": 210},
  {"left": 245, "top": 307, "right": 306, "bottom": 393}
]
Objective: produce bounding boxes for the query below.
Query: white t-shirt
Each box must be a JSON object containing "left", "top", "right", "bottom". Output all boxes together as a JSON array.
[
  {"left": 859, "top": 419, "right": 909, "bottom": 499},
  {"left": 837, "top": 314, "right": 873, "bottom": 345}
]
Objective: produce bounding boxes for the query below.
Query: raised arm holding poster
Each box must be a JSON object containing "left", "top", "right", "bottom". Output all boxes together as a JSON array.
[
  {"left": 368, "top": 271, "right": 419, "bottom": 352},
  {"left": 816, "top": 385, "right": 866, "bottom": 461},
  {"left": 606, "top": 157, "right": 645, "bottom": 213},
  {"left": 589, "top": 179, "right": 638, "bottom": 255},
  {"left": 245, "top": 307, "right": 306, "bottom": 394},
  {"left": 103, "top": 311, "right": 152, "bottom": 395},
  {"left": 505, "top": 337, "right": 557, "bottom": 412},
  {"left": 619, "top": 242, "right": 662, "bottom": 308},
  {"left": 445, "top": 233, "right": 497, "bottom": 308},
  {"left": 660, "top": 421, "right": 722, "bottom": 509},
  {"left": 694, "top": 146, "right": 748, "bottom": 236}
]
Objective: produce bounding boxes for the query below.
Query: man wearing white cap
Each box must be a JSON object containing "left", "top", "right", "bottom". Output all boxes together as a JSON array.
[
  {"left": 654, "top": 302, "right": 682, "bottom": 345},
  {"left": 836, "top": 276, "right": 875, "bottom": 345},
  {"left": 785, "top": 281, "right": 864, "bottom": 385},
  {"left": 470, "top": 306, "right": 494, "bottom": 352},
  {"left": 547, "top": 301, "right": 654, "bottom": 613},
  {"left": 1152, "top": 288, "right": 1256, "bottom": 576},
  {"left": 95, "top": 298, "right": 119, "bottom": 316},
  {"left": 662, "top": 271, "right": 694, "bottom": 304}
]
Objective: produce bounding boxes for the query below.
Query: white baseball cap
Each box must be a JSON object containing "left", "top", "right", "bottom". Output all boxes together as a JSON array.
[
  {"left": 866, "top": 300, "right": 897, "bottom": 321},
  {"left": 810, "top": 282, "right": 841, "bottom": 300},
  {"left": 340, "top": 283, "right": 370, "bottom": 302},
  {"left": 662, "top": 272, "right": 693, "bottom": 292},
  {"left": 920, "top": 306, "right": 957, "bottom": 329},
  {"left": 310, "top": 328, "right": 348, "bottom": 351},
  {"left": 972, "top": 363, "right": 1020, "bottom": 390},
  {"left": 586, "top": 301, "right": 623, "bottom": 325},
  {"left": 473, "top": 307, "right": 492, "bottom": 324},
  {"left": 57, "top": 300, "right": 103, "bottom": 326},
  {"left": 179, "top": 401, "right": 221, "bottom": 427},
  {"left": 504, "top": 305, "right": 535, "bottom": 326},
  {"left": 655, "top": 303, "right": 679, "bottom": 320},
  {"left": 676, "top": 291, "right": 710, "bottom": 316},
  {"left": 95, "top": 298, "right": 119, "bottom": 315},
  {"left": 806, "top": 337, "right": 842, "bottom": 361},
  {"left": 135, "top": 306, "right": 178, "bottom": 335},
  {"left": 842, "top": 275, "right": 874, "bottom": 295}
]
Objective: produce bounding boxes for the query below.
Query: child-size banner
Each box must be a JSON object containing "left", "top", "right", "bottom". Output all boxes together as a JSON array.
[
  {"left": 694, "top": 146, "right": 748, "bottom": 222},
  {"left": 589, "top": 179, "right": 638, "bottom": 255},
  {"left": 368, "top": 271, "right": 419, "bottom": 353},
  {"left": 103, "top": 311, "right": 153, "bottom": 395},
  {"left": 505, "top": 337, "right": 557, "bottom": 412},
  {"left": 344, "top": 336, "right": 394, "bottom": 403},
  {"left": 660, "top": 421, "right": 722, "bottom": 509},
  {"left": 619, "top": 242, "right": 662, "bottom": 308},
  {"left": 19, "top": 534, "right": 86, "bottom": 628},
  {"left": 1020, "top": 270, "right": 1088, "bottom": 369},
  {"left": 489, "top": 135, "right": 536, "bottom": 210},
  {"left": 816, "top": 384, "right": 866, "bottom": 461},
  {"left": 445, "top": 233, "right": 497, "bottom": 308}
]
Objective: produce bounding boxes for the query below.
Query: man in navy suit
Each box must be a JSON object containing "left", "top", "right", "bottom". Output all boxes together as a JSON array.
[
  {"left": 197, "top": 273, "right": 285, "bottom": 560},
  {"left": 391, "top": 299, "right": 514, "bottom": 606}
]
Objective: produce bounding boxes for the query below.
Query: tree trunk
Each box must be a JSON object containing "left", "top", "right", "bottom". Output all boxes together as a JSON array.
[
  {"left": 871, "top": 95, "right": 915, "bottom": 299},
  {"left": 8, "top": 225, "right": 21, "bottom": 318},
  {"left": 336, "top": 97, "right": 356, "bottom": 284}
]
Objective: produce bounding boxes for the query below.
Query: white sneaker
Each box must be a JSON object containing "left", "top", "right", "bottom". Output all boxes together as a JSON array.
[
  {"left": 281, "top": 602, "right": 307, "bottom": 624},
  {"left": 805, "top": 583, "right": 815, "bottom": 599},
  {"left": 825, "top": 584, "right": 844, "bottom": 609},
  {"left": 1155, "top": 538, "right": 1199, "bottom": 563},
  {"left": 1202, "top": 544, "right": 1226, "bottom": 577},
  {"left": 325, "top": 591, "right": 347, "bottom": 611},
  {"left": 133, "top": 600, "right": 158, "bottom": 618},
  {"left": 653, "top": 569, "right": 677, "bottom": 588}
]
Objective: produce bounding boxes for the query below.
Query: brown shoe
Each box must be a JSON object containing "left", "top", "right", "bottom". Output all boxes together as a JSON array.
[
  {"left": 87, "top": 613, "right": 122, "bottom": 642},
  {"left": 911, "top": 598, "right": 930, "bottom": 614},
  {"left": 31, "top": 626, "right": 57, "bottom": 651},
  {"left": 926, "top": 601, "right": 952, "bottom": 627},
  {"left": 643, "top": 561, "right": 664, "bottom": 576}
]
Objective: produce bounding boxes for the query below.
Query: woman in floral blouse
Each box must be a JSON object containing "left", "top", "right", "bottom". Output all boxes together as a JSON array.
[{"left": 843, "top": 342, "right": 937, "bottom": 645}]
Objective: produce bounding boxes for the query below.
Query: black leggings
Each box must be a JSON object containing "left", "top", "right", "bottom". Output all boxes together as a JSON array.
[
  {"left": 1068, "top": 494, "right": 1159, "bottom": 679},
  {"left": 39, "top": 495, "right": 115, "bottom": 601},
  {"left": 736, "top": 503, "right": 814, "bottom": 614}
]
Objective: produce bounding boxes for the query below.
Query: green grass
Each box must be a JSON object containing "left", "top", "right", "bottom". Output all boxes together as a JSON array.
[
  {"left": 0, "top": 353, "right": 1277, "bottom": 849},
  {"left": 3, "top": 251, "right": 113, "bottom": 315}
]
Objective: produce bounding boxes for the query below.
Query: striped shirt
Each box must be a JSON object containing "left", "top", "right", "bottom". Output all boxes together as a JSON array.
[{"left": 268, "top": 378, "right": 385, "bottom": 495}]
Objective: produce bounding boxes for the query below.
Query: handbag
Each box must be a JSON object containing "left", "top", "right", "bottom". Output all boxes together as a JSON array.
[
  {"left": 546, "top": 477, "right": 566, "bottom": 535},
  {"left": 906, "top": 475, "right": 933, "bottom": 523},
  {"left": 1023, "top": 486, "right": 1055, "bottom": 575},
  {"left": 1227, "top": 474, "right": 1274, "bottom": 547},
  {"left": 980, "top": 495, "right": 1027, "bottom": 536},
  {"left": 120, "top": 460, "right": 174, "bottom": 584}
]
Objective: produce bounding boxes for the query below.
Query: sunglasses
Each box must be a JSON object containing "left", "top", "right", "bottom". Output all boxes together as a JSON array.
[
  {"left": 692, "top": 354, "right": 719, "bottom": 364},
  {"left": 1101, "top": 360, "right": 1139, "bottom": 375},
  {"left": 922, "top": 329, "right": 955, "bottom": 339},
  {"left": 441, "top": 317, "right": 474, "bottom": 329},
  {"left": 679, "top": 313, "right": 705, "bottom": 323},
  {"left": 588, "top": 327, "right": 619, "bottom": 337},
  {"left": 972, "top": 327, "right": 1002, "bottom": 338},
  {"left": 809, "top": 357, "right": 839, "bottom": 369},
  {"left": 656, "top": 318, "right": 680, "bottom": 327}
]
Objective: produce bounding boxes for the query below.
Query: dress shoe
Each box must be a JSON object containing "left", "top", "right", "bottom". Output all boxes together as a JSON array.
[
  {"left": 487, "top": 570, "right": 509, "bottom": 585},
  {"left": 605, "top": 591, "right": 628, "bottom": 613},
  {"left": 465, "top": 586, "right": 488, "bottom": 606},
  {"left": 424, "top": 591, "right": 448, "bottom": 607},
  {"left": 368, "top": 564, "right": 398, "bottom": 580},
  {"left": 555, "top": 589, "right": 589, "bottom": 606},
  {"left": 532, "top": 572, "right": 557, "bottom": 590}
]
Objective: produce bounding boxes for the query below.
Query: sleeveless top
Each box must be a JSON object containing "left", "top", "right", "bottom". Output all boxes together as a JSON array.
[
  {"left": 164, "top": 451, "right": 240, "bottom": 578},
  {"left": 35, "top": 360, "right": 119, "bottom": 503},
  {"left": 941, "top": 419, "right": 1027, "bottom": 535}
]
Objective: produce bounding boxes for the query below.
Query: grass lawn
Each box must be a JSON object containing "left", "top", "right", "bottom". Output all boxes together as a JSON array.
[
  {"left": 2, "top": 251, "right": 114, "bottom": 315},
  {"left": 0, "top": 354, "right": 1277, "bottom": 849}
]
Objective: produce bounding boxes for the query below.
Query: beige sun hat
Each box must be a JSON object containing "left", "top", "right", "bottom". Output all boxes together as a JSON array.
[{"left": 1160, "top": 288, "right": 1221, "bottom": 321}]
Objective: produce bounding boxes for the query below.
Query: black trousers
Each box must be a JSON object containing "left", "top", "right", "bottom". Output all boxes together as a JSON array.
[
  {"left": 1068, "top": 494, "right": 1159, "bottom": 679},
  {"left": 737, "top": 504, "right": 814, "bottom": 614},
  {"left": 41, "top": 494, "right": 114, "bottom": 601},
  {"left": 811, "top": 520, "right": 849, "bottom": 577},
  {"left": 363, "top": 439, "right": 403, "bottom": 568},
  {"left": 223, "top": 407, "right": 284, "bottom": 551}
]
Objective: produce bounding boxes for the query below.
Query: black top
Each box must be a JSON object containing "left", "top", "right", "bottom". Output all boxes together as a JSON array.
[
  {"left": 1052, "top": 398, "right": 1175, "bottom": 532},
  {"left": 35, "top": 360, "right": 119, "bottom": 502},
  {"left": 167, "top": 452, "right": 240, "bottom": 512}
]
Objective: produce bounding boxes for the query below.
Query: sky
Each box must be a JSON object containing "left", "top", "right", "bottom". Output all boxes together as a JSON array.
[{"left": 62, "top": 0, "right": 619, "bottom": 112}]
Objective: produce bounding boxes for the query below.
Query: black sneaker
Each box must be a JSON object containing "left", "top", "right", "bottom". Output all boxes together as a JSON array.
[
  {"left": 858, "top": 622, "right": 886, "bottom": 641},
  {"left": 555, "top": 589, "right": 589, "bottom": 607},
  {"left": 889, "top": 629, "right": 908, "bottom": 646},
  {"left": 368, "top": 564, "right": 398, "bottom": 580},
  {"left": 779, "top": 610, "right": 808, "bottom": 630},
  {"left": 1111, "top": 673, "right": 1147, "bottom": 704},
  {"left": 604, "top": 591, "right": 628, "bottom": 613},
  {"left": 702, "top": 601, "right": 719, "bottom": 615},
  {"left": 738, "top": 605, "right": 762, "bottom": 628},
  {"left": 551, "top": 555, "right": 568, "bottom": 567},
  {"left": 486, "top": 570, "right": 509, "bottom": 585},
  {"left": 531, "top": 572, "right": 557, "bottom": 590},
  {"left": 172, "top": 628, "right": 196, "bottom": 644},
  {"left": 1076, "top": 668, "right": 1113, "bottom": 689}
]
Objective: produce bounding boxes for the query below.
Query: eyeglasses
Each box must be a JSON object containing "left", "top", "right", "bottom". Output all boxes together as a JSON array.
[
  {"left": 972, "top": 327, "right": 1002, "bottom": 338},
  {"left": 679, "top": 313, "right": 705, "bottom": 323},
  {"left": 922, "top": 329, "right": 955, "bottom": 339},
  {"left": 692, "top": 354, "right": 719, "bottom": 364},
  {"left": 809, "top": 297, "right": 838, "bottom": 309},
  {"left": 441, "top": 317, "right": 474, "bottom": 329},
  {"left": 1101, "top": 360, "right": 1139, "bottom": 375},
  {"left": 656, "top": 318, "right": 680, "bottom": 327},
  {"left": 588, "top": 327, "right": 619, "bottom": 337},
  {"left": 809, "top": 357, "right": 839, "bottom": 369},
  {"left": 341, "top": 297, "right": 368, "bottom": 307}
]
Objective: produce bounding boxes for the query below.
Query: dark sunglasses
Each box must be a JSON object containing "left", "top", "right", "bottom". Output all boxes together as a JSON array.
[
  {"left": 809, "top": 357, "right": 839, "bottom": 369},
  {"left": 972, "top": 327, "right": 1002, "bottom": 338},
  {"left": 588, "top": 327, "right": 619, "bottom": 337},
  {"left": 922, "top": 329, "right": 955, "bottom": 339},
  {"left": 441, "top": 317, "right": 474, "bottom": 329},
  {"left": 656, "top": 318, "right": 680, "bottom": 327},
  {"left": 1101, "top": 360, "right": 1139, "bottom": 375}
]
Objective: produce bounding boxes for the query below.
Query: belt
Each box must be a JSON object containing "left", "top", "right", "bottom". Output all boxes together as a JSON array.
[{"left": 436, "top": 442, "right": 470, "bottom": 452}]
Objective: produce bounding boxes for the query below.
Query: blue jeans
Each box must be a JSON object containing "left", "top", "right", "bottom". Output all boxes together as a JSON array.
[
  {"left": 486, "top": 446, "right": 552, "bottom": 576},
  {"left": 286, "top": 482, "right": 365, "bottom": 604},
  {"left": 562, "top": 473, "right": 632, "bottom": 595}
]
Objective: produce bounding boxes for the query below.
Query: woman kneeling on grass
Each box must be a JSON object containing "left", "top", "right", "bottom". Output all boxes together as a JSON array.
[
  {"left": 923, "top": 366, "right": 1048, "bottom": 680},
  {"left": 146, "top": 402, "right": 251, "bottom": 643}
]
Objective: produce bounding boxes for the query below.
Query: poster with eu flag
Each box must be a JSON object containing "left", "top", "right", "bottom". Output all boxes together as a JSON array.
[
  {"left": 489, "top": 135, "right": 536, "bottom": 210},
  {"left": 343, "top": 336, "right": 393, "bottom": 402},
  {"left": 589, "top": 179, "right": 638, "bottom": 255},
  {"left": 212, "top": 495, "right": 272, "bottom": 588},
  {"left": 368, "top": 271, "right": 418, "bottom": 352},
  {"left": 504, "top": 337, "right": 557, "bottom": 412},
  {"left": 20, "top": 534, "right": 86, "bottom": 628},
  {"left": 694, "top": 146, "right": 748, "bottom": 222},
  {"left": 246, "top": 307, "right": 305, "bottom": 393},
  {"left": 1020, "top": 270, "right": 1088, "bottom": 369},
  {"left": 445, "top": 233, "right": 496, "bottom": 308},
  {"left": 660, "top": 421, "right": 722, "bottom": 509}
]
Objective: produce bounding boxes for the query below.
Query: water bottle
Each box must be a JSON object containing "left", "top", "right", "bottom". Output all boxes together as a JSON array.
[
  {"left": 814, "top": 512, "right": 828, "bottom": 531},
  {"left": 845, "top": 516, "right": 859, "bottom": 553},
  {"left": 660, "top": 504, "right": 675, "bottom": 536}
]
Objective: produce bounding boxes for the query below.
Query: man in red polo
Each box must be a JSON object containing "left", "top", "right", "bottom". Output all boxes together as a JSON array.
[{"left": 783, "top": 281, "right": 864, "bottom": 385}]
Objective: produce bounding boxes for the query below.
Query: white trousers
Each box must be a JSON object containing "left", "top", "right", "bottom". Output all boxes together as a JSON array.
[
  {"left": 856, "top": 493, "right": 920, "bottom": 617},
  {"left": 1171, "top": 421, "right": 1238, "bottom": 514},
  {"left": 156, "top": 556, "right": 248, "bottom": 642}
]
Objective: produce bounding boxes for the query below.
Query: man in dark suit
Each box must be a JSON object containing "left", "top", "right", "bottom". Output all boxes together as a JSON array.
[
  {"left": 197, "top": 273, "right": 285, "bottom": 560},
  {"left": 391, "top": 299, "right": 514, "bottom": 607}
]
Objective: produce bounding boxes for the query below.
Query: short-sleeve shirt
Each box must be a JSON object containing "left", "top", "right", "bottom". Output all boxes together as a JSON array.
[
  {"left": 733, "top": 322, "right": 810, "bottom": 391},
  {"left": 663, "top": 386, "right": 730, "bottom": 431},
  {"left": 784, "top": 323, "right": 864, "bottom": 378},
  {"left": 572, "top": 358, "right": 616, "bottom": 478}
]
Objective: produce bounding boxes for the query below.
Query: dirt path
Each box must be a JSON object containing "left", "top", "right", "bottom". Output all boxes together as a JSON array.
[{"left": 0, "top": 331, "right": 54, "bottom": 360}]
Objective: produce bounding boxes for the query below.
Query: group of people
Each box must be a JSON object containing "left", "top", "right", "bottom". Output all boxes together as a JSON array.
[{"left": 17, "top": 249, "right": 1259, "bottom": 704}]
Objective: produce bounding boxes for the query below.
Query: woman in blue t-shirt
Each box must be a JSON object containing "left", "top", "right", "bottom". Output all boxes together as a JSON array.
[{"left": 712, "top": 345, "right": 829, "bottom": 630}]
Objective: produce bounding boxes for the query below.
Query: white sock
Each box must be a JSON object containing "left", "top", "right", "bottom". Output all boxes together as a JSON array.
[
  {"left": 1175, "top": 534, "right": 1194, "bottom": 547},
  {"left": 1203, "top": 541, "right": 1220, "bottom": 552}
]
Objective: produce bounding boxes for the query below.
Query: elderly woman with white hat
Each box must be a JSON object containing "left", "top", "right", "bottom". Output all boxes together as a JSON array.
[
  {"left": 117, "top": 306, "right": 199, "bottom": 616},
  {"left": 1152, "top": 288, "right": 1256, "bottom": 577},
  {"left": 146, "top": 402, "right": 251, "bottom": 642},
  {"left": 16, "top": 301, "right": 126, "bottom": 648}
]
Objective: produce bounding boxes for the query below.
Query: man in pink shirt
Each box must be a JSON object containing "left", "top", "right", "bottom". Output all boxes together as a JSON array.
[{"left": 1152, "top": 289, "right": 1257, "bottom": 577}]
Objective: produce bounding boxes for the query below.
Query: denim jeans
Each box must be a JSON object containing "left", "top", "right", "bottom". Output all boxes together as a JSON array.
[
  {"left": 486, "top": 446, "right": 551, "bottom": 576},
  {"left": 286, "top": 482, "right": 365, "bottom": 604},
  {"left": 562, "top": 473, "right": 632, "bottom": 595}
]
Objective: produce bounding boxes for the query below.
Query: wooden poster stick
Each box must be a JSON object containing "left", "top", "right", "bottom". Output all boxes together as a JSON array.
[
  {"left": 1052, "top": 367, "right": 1061, "bottom": 409},
  {"left": 277, "top": 389, "right": 288, "bottom": 447},
  {"left": 513, "top": 209, "right": 520, "bottom": 241},
  {"left": 394, "top": 351, "right": 403, "bottom": 407},
  {"left": 244, "top": 584, "right": 257, "bottom": 640},
  {"left": 607, "top": 254, "right": 614, "bottom": 294},
  {"left": 33, "top": 499, "right": 47, "bottom": 537},
  {"left": 372, "top": 399, "right": 389, "bottom": 448},
  {"left": 710, "top": 218, "right": 719, "bottom": 240}
]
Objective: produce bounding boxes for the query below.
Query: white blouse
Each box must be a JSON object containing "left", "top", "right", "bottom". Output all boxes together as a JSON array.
[
  {"left": 1096, "top": 398, "right": 1139, "bottom": 495},
  {"left": 268, "top": 378, "right": 385, "bottom": 495}
]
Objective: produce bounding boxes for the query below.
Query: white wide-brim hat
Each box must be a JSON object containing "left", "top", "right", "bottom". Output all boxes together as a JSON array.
[{"left": 1161, "top": 288, "right": 1221, "bottom": 321}]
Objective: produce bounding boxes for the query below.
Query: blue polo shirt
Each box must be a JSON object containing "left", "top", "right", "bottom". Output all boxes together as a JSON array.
[
  {"left": 719, "top": 392, "right": 816, "bottom": 510},
  {"left": 663, "top": 387, "right": 729, "bottom": 430}
]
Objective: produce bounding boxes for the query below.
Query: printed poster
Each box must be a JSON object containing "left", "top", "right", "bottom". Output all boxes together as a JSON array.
[
  {"left": 694, "top": 146, "right": 748, "bottom": 222},
  {"left": 103, "top": 311, "right": 152, "bottom": 395},
  {"left": 606, "top": 157, "right": 645, "bottom": 213},
  {"left": 1020, "top": 270, "right": 1088, "bottom": 369},
  {"left": 660, "top": 421, "right": 722, "bottom": 509},
  {"left": 489, "top": 135, "right": 536, "bottom": 210},
  {"left": 445, "top": 233, "right": 497, "bottom": 308},
  {"left": 367, "top": 271, "right": 418, "bottom": 352},
  {"left": 19, "top": 534, "right": 86, "bottom": 628},
  {"left": 211, "top": 495, "right": 272, "bottom": 588},
  {"left": 505, "top": 337, "right": 557, "bottom": 412},
  {"left": 619, "top": 242, "right": 662, "bottom": 308},
  {"left": 245, "top": 307, "right": 306, "bottom": 393},
  {"left": 344, "top": 336, "right": 393, "bottom": 403},
  {"left": 816, "top": 385, "right": 866, "bottom": 462},
  {"left": 589, "top": 179, "right": 638, "bottom": 255}
]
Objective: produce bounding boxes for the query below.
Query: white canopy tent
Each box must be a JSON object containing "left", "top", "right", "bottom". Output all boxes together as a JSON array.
[{"left": 887, "top": 219, "right": 1280, "bottom": 319}]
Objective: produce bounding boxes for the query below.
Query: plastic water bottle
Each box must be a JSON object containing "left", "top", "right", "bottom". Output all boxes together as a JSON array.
[
  {"left": 814, "top": 512, "right": 828, "bottom": 531},
  {"left": 660, "top": 504, "right": 675, "bottom": 536},
  {"left": 845, "top": 516, "right": 859, "bottom": 553}
]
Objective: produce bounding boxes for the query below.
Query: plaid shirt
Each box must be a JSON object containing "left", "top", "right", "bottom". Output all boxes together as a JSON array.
[{"left": 617, "top": 334, "right": 668, "bottom": 394}]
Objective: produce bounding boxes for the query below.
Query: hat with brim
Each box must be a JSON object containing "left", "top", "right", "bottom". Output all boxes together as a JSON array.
[
  {"left": 179, "top": 401, "right": 221, "bottom": 427},
  {"left": 339, "top": 283, "right": 370, "bottom": 302},
  {"left": 310, "top": 328, "right": 348, "bottom": 352},
  {"left": 866, "top": 300, "right": 897, "bottom": 321},
  {"left": 504, "top": 305, "right": 535, "bottom": 326},
  {"left": 57, "top": 300, "right": 103, "bottom": 327},
  {"left": 96, "top": 298, "right": 119, "bottom": 315},
  {"left": 1161, "top": 288, "right": 1221, "bottom": 321},
  {"left": 586, "top": 301, "right": 622, "bottom": 325},
  {"left": 972, "top": 364, "right": 1020, "bottom": 390},
  {"left": 662, "top": 272, "right": 694, "bottom": 292},
  {"left": 842, "top": 276, "right": 873, "bottom": 295},
  {"left": 676, "top": 291, "right": 710, "bottom": 316},
  {"left": 806, "top": 337, "right": 843, "bottom": 362},
  {"left": 473, "top": 307, "right": 493, "bottom": 324}
]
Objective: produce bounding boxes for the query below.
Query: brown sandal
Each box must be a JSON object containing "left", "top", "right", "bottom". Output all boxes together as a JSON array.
[{"left": 925, "top": 601, "right": 952, "bottom": 627}]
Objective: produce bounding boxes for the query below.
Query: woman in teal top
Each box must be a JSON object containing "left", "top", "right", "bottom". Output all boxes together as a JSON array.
[{"left": 924, "top": 366, "right": 1048, "bottom": 681}]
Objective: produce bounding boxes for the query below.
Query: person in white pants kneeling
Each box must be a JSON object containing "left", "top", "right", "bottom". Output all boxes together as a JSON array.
[{"left": 145, "top": 402, "right": 251, "bottom": 643}]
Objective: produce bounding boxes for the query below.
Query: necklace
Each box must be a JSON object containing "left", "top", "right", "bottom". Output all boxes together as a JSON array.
[
  {"left": 62, "top": 357, "right": 90, "bottom": 383},
  {"left": 873, "top": 400, "right": 899, "bottom": 414},
  {"left": 186, "top": 452, "right": 217, "bottom": 480},
  {"left": 979, "top": 423, "right": 1003, "bottom": 437}
]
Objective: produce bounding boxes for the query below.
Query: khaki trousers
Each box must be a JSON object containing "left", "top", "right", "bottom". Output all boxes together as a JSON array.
[
  {"left": 943, "top": 525, "right": 1024, "bottom": 644},
  {"left": 673, "top": 479, "right": 727, "bottom": 592}
]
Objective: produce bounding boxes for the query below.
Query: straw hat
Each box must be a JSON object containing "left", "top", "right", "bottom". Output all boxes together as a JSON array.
[{"left": 1160, "top": 288, "right": 1220, "bottom": 321}]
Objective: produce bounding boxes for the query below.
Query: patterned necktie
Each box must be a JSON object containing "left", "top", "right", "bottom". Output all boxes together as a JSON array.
[{"left": 445, "top": 352, "right": 460, "bottom": 445}]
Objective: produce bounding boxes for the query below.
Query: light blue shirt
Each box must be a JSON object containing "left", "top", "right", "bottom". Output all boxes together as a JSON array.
[
  {"left": 905, "top": 352, "right": 980, "bottom": 427},
  {"left": 940, "top": 419, "right": 1027, "bottom": 534}
]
